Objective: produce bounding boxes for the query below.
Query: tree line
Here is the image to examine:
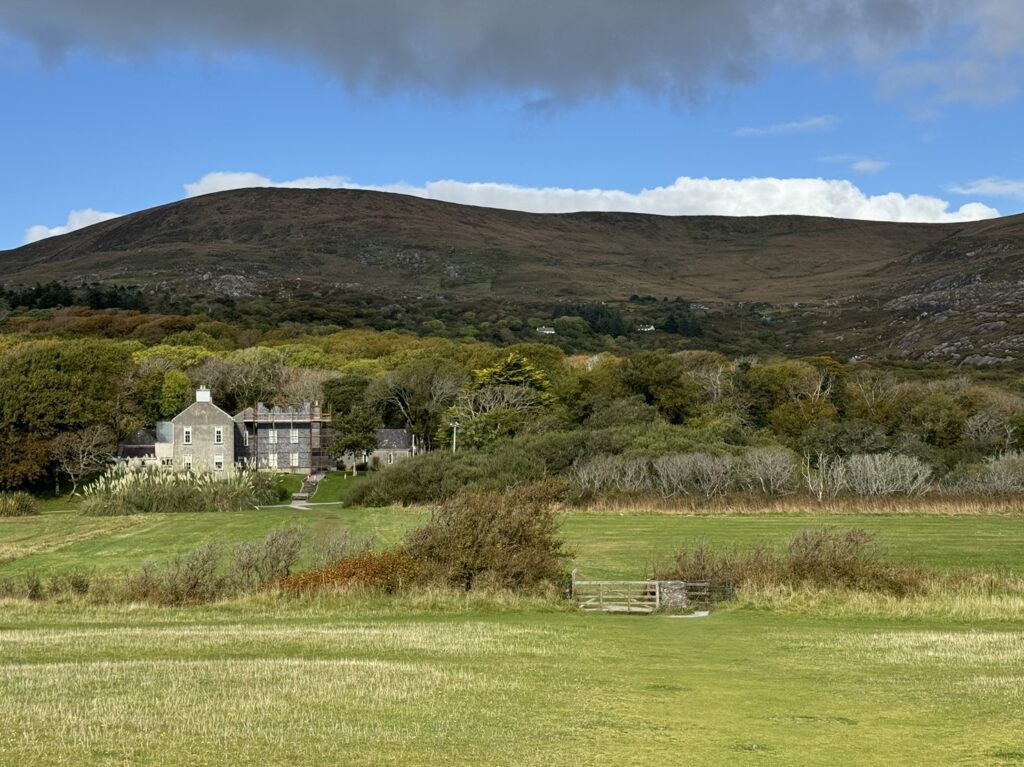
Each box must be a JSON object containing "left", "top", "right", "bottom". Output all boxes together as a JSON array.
[{"left": 3, "top": 315, "right": 1024, "bottom": 500}]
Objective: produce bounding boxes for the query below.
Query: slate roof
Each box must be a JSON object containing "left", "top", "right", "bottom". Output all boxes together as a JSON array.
[{"left": 376, "top": 429, "right": 413, "bottom": 450}]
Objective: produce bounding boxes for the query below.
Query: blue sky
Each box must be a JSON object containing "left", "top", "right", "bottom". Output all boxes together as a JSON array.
[{"left": 2, "top": 1, "right": 1024, "bottom": 250}]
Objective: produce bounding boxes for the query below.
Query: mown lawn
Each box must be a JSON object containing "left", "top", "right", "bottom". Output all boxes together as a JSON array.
[
  {"left": 3, "top": 505, "right": 1024, "bottom": 579},
  {"left": 1, "top": 599, "right": 1022, "bottom": 766}
]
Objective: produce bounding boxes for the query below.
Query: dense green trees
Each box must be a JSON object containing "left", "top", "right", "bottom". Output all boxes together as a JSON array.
[
  {"left": 1, "top": 312, "right": 1023, "bottom": 497},
  {"left": 0, "top": 339, "right": 135, "bottom": 489}
]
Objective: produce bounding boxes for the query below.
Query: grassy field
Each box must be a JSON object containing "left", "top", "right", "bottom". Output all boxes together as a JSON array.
[
  {"left": 4, "top": 505, "right": 1024, "bottom": 579},
  {"left": 308, "top": 470, "right": 367, "bottom": 504},
  {"left": 3, "top": 502, "right": 1024, "bottom": 765},
  {"left": 1, "top": 597, "right": 1022, "bottom": 766}
]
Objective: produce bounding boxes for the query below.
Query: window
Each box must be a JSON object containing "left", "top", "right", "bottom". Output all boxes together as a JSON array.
[
  {"left": 290, "top": 428, "right": 299, "bottom": 444},
  {"left": 290, "top": 452, "right": 299, "bottom": 467},
  {"left": 242, "top": 430, "right": 250, "bottom": 447},
  {"left": 266, "top": 453, "right": 277, "bottom": 469},
  {"left": 388, "top": 452, "right": 395, "bottom": 465},
  {"left": 214, "top": 427, "right": 223, "bottom": 445},
  {"left": 214, "top": 455, "right": 224, "bottom": 471},
  {"left": 182, "top": 455, "right": 193, "bottom": 471},
  {"left": 268, "top": 429, "right": 278, "bottom": 445},
  {"left": 183, "top": 427, "right": 192, "bottom": 445},
  {"left": 160, "top": 458, "right": 173, "bottom": 468}
]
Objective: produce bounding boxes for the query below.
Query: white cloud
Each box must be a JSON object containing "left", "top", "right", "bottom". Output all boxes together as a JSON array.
[
  {"left": 184, "top": 171, "right": 1000, "bottom": 224},
  {"left": 852, "top": 159, "right": 890, "bottom": 174},
  {"left": 734, "top": 115, "right": 837, "bottom": 137},
  {"left": 183, "top": 171, "right": 350, "bottom": 197},
  {"left": 950, "top": 177, "right": 1024, "bottom": 199},
  {"left": 24, "top": 208, "right": 121, "bottom": 244}
]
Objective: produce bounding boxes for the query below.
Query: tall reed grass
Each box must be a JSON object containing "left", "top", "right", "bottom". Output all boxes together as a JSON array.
[
  {"left": 79, "top": 466, "right": 283, "bottom": 516},
  {"left": 0, "top": 491, "right": 38, "bottom": 517}
]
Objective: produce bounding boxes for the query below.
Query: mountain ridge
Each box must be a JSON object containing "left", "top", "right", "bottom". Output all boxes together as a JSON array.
[
  {"left": 4, "top": 188, "right": 1024, "bottom": 365},
  {"left": 6, "top": 187, "right": 1021, "bottom": 303}
]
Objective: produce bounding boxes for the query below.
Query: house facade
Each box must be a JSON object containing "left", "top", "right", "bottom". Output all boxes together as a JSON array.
[
  {"left": 234, "top": 402, "right": 333, "bottom": 474},
  {"left": 164, "top": 387, "right": 237, "bottom": 473}
]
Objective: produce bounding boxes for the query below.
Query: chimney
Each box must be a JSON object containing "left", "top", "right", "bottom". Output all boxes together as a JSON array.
[{"left": 196, "top": 386, "right": 212, "bottom": 403}]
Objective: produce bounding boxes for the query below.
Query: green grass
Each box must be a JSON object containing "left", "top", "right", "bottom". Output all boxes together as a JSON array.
[
  {"left": 561, "top": 513, "right": 1024, "bottom": 579},
  {"left": 0, "top": 598, "right": 1021, "bottom": 766},
  {"left": 0, "top": 506, "right": 421, "bottom": 576},
  {"left": 272, "top": 473, "right": 304, "bottom": 497},
  {"left": 4, "top": 506, "right": 1024, "bottom": 579},
  {"left": 3, "top": 505, "right": 1024, "bottom": 764},
  {"left": 308, "top": 470, "right": 367, "bottom": 504}
]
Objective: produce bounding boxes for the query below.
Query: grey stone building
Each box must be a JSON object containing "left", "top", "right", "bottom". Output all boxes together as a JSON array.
[
  {"left": 166, "top": 386, "right": 236, "bottom": 473},
  {"left": 339, "top": 428, "right": 418, "bottom": 470},
  {"left": 119, "top": 388, "right": 331, "bottom": 474},
  {"left": 233, "top": 402, "right": 333, "bottom": 474}
]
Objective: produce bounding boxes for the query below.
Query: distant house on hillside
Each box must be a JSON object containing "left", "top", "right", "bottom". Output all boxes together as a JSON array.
[
  {"left": 117, "top": 387, "right": 332, "bottom": 474},
  {"left": 339, "top": 428, "right": 418, "bottom": 471},
  {"left": 536, "top": 325, "right": 556, "bottom": 335},
  {"left": 636, "top": 324, "right": 656, "bottom": 332}
]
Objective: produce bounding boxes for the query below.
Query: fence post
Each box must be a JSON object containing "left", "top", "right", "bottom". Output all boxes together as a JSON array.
[{"left": 655, "top": 581, "right": 661, "bottom": 610}]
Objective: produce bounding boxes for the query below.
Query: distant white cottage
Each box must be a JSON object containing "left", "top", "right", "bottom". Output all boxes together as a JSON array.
[
  {"left": 637, "top": 324, "right": 656, "bottom": 332},
  {"left": 536, "top": 325, "right": 556, "bottom": 335}
]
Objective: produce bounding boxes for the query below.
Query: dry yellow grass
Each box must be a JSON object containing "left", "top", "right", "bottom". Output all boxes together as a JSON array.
[
  {"left": 734, "top": 576, "right": 1024, "bottom": 622},
  {"left": 575, "top": 494, "right": 1024, "bottom": 516}
]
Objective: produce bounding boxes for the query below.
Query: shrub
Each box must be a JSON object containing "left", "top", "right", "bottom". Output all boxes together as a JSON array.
[
  {"left": 79, "top": 466, "right": 281, "bottom": 515},
  {"left": 124, "top": 544, "right": 226, "bottom": 605},
  {"left": 656, "top": 528, "right": 925, "bottom": 596},
  {"left": 405, "top": 486, "right": 571, "bottom": 591},
  {"left": 231, "top": 527, "right": 305, "bottom": 589},
  {"left": 649, "top": 453, "right": 737, "bottom": 498},
  {"left": 307, "top": 529, "right": 374, "bottom": 568},
  {"left": 347, "top": 451, "right": 482, "bottom": 506},
  {"left": 279, "top": 549, "right": 423, "bottom": 594},
  {"left": 945, "top": 452, "right": 1024, "bottom": 495},
  {"left": 741, "top": 448, "right": 798, "bottom": 496},
  {"left": 801, "top": 453, "right": 848, "bottom": 501},
  {"left": 0, "top": 491, "right": 38, "bottom": 517},
  {"left": 570, "top": 455, "right": 654, "bottom": 496},
  {"left": 844, "top": 453, "right": 932, "bottom": 496},
  {"left": 121, "top": 527, "right": 305, "bottom": 604}
]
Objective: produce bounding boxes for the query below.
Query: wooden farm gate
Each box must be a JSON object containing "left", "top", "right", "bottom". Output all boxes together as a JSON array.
[{"left": 570, "top": 571, "right": 722, "bottom": 614}]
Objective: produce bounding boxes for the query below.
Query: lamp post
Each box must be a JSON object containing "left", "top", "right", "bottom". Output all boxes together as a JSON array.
[{"left": 450, "top": 420, "right": 459, "bottom": 453}]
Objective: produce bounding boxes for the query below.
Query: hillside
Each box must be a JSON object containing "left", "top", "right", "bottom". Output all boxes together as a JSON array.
[{"left": 3, "top": 188, "right": 1024, "bottom": 364}]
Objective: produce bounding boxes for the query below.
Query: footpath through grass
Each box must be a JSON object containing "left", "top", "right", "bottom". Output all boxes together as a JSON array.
[
  {"left": 3, "top": 505, "right": 1024, "bottom": 579},
  {"left": 1, "top": 598, "right": 1022, "bottom": 766}
]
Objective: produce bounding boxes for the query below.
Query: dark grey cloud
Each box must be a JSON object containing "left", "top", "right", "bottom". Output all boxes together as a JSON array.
[{"left": 0, "top": 1, "right": 1017, "bottom": 102}]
